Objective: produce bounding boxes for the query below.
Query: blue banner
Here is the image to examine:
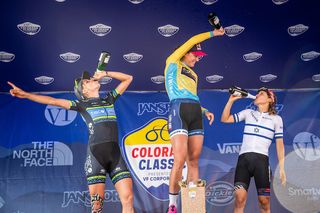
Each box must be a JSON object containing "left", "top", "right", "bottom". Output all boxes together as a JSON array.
[{"left": 0, "top": 89, "right": 320, "bottom": 212}]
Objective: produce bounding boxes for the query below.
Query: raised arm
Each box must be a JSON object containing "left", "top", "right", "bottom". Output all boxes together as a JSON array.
[
  {"left": 93, "top": 71, "right": 133, "bottom": 94},
  {"left": 166, "top": 28, "right": 225, "bottom": 63},
  {"left": 220, "top": 95, "right": 241, "bottom": 123},
  {"left": 8, "top": 81, "right": 71, "bottom": 109}
]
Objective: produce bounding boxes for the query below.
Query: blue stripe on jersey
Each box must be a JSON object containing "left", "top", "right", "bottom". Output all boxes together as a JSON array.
[
  {"left": 243, "top": 132, "right": 273, "bottom": 141},
  {"left": 245, "top": 124, "right": 275, "bottom": 132},
  {"left": 235, "top": 113, "right": 240, "bottom": 122},
  {"left": 233, "top": 114, "right": 237, "bottom": 123}
]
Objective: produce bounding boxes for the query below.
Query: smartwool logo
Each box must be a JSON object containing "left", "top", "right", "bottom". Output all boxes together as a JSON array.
[
  {"left": 123, "top": 53, "right": 143, "bottom": 63},
  {"left": 89, "top": 24, "right": 112, "bottom": 37},
  {"left": 201, "top": 0, "right": 218, "bottom": 5},
  {"left": 35, "top": 76, "right": 54, "bottom": 85},
  {"left": 17, "top": 22, "right": 41, "bottom": 35},
  {"left": 260, "top": 74, "right": 277, "bottom": 82},
  {"left": 0, "top": 51, "right": 15, "bottom": 62},
  {"left": 45, "top": 105, "right": 77, "bottom": 126},
  {"left": 59, "top": 52, "right": 80, "bottom": 63},
  {"left": 288, "top": 24, "right": 309, "bottom": 36},
  {"left": 225, "top": 25, "right": 245, "bottom": 37},
  {"left": 158, "top": 25, "right": 179, "bottom": 37},
  {"left": 128, "top": 0, "right": 144, "bottom": 4},
  {"left": 243, "top": 52, "right": 262, "bottom": 62},
  {"left": 151, "top": 75, "right": 165, "bottom": 84},
  {"left": 301, "top": 51, "right": 320, "bottom": 61},
  {"left": 272, "top": 0, "right": 289, "bottom": 5},
  {"left": 206, "top": 75, "right": 223, "bottom": 83}
]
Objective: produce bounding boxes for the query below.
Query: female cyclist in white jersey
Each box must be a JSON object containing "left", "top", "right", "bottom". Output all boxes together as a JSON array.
[{"left": 221, "top": 87, "right": 286, "bottom": 213}]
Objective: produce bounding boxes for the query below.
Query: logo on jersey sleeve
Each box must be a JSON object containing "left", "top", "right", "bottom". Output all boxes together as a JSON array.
[{"left": 122, "top": 117, "right": 187, "bottom": 200}]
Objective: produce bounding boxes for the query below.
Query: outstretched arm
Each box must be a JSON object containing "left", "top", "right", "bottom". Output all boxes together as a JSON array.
[
  {"left": 8, "top": 81, "right": 71, "bottom": 109},
  {"left": 220, "top": 95, "right": 241, "bottom": 123},
  {"left": 93, "top": 71, "right": 133, "bottom": 94},
  {"left": 276, "top": 138, "right": 286, "bottom": 186},
  {"left": 166, "top": 28, "right": 225, "bottom": 63}
]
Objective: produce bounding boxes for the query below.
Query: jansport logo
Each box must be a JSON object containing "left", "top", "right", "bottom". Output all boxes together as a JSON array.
[
  {"left": 201, "top": 0, "right": 218, "bottom": 5},
  {"left": 293, "top": 132, "right": 320, "bottom": 161},
  {"left": 206, "top": 75, "right": 223, "bottom": 83},
  {"left": 206, "top": 181, "right": 234, "bottom": 206},
  {"left": 45, "top": 105, "right": 77, "bottom": 126},
  {"left": 217, "top": 143, "right": 241, "bottom": 154},
  {"left": 272, "top": 0, "right": 289, "bottom": 5},
  {"left": 17, "top": 22, "right": 41, "bottom": 35},
  {"left": 137, "top": 102, "right": 169, "bottom": 116},
  {"left": 158, "top": 25, "right": 179, "bottom": 37},
  {"left": 99, "top": 77, "right": 112, "bottom": 85},
  {"left": 12, "top": 141, "right": 73, "bottom": 167},
  {"left": 243, "top": 52, "right": 262, "bottom": 62},
  {"left": 89, "top": 24, "right": 112, "bottom": 37},
  {"left": 301, "top": 51, "right": 320, "bottom": 61},
  {"left": 123, "top": 53, "right": 143, "bottom": 63},
  {"left": 62, "top": 190, "right": 120, "bottom": 207},
  {"left": 122, "top": 117, "right": 187, "bottom": 200},
  {"left": 225, "top": 25, "right": 245, "bottom": 37},
  {"left": 260, "top": 74, "right": 277, "bottom": 82},
  {"left": 128, "top": 0, "right": 144, "bottom": 4},
  {"left": 312, "top": 74, "right": 320, "bottom": 82},
  {"left": 0, "top": 51, "right": 15, "bottom": 62},
  {"left": 35, "top": 76, "right": 54, "bottom": 85},
  {"left": 288, "top": 24, "right": 309, "bottom": 36},
  {"left": 151, "top": 75, "right": 165, "bottom": 84},
  {"left": 60, "top": 52, "right": 80, "bottom": 63}
]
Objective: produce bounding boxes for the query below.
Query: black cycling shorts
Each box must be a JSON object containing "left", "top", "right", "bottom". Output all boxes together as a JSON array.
[
  {"left": 84, "top": 142, "right": 131, "bottom": 185},
  {"left": 234, "top": 152, "right": 271, "bottom": 196},
  {"left": 168, "top": 99, "right": 204, "bottom": 138}
]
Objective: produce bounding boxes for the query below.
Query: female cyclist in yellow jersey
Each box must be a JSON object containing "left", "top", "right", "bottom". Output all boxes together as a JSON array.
[{"left": 164, "top": 27, "right": 225, "bottom": 213}]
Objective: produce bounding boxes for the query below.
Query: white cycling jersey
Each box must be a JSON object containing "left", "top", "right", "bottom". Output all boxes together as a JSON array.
[{"left": 233, "top": 109, "right": 283, "bottom": 156}]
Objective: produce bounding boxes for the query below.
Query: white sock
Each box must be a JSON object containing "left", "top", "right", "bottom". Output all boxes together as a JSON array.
[{"left": 169, "top": 193, "right": 179, "bottom": 206}]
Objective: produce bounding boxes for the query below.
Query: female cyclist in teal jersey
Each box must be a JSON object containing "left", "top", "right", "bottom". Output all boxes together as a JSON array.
[
  {"left": 164, "top": 27, "right": 225, "bottom": 213},
  {"left": 8, "top": 70, "right": 134, "bottom": 213}
]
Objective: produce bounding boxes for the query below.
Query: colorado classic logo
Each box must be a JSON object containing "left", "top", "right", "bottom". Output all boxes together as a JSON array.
[
  {"left": 288, "top": 24, "right": 309, "bottom": 36},
  {"left": 99, "top": 77, "right": 112, "bottom": 85},
  {"left": 206, "top": 75, "right": 223, "bottom": 83},
  {"left": 45, "top": 105, "right": 77, "bottom": 126},
  {"left": 260, "top": 74, "right": 277, "bottom": 82},
  {"left": 123, "top": 53, "right": 143, "bottom": 63},
  {"left": 206, "top": 181, "right": 234, "bottom": 206},
  {"left": 89, "top": 24, "right": 112, "bottom": 37},
  {"left": 272, "top": 0, "right": 289, "bottom": 5},
  {"left": 301, "top": 51, "right": 320, "bottom": 61},
  {"left": 17, "top": 22, "right": 41, "bottom": 35},
  {"left": 12, "top": 141, "right": 73, "bottom": 167},
  {"left": 0, "top": 51, "right": 15, "bottom": 62},
  {"left": 158, "top": 25, "right": 179, "bottom": 37},
  {"left": 224, "top": 25, "right": 245, "bottom": 37},
  {"left": 59, "top": 52, "right": 80, "bottom": 63},
  {"left": 312, "top": 74, "right": 320, "bottom": 82},
  {"left": 122, "top": 117, "right": 187, "bottom": 200},
  {"left": 151, "top": 75, "right": 165, "bottom": 84},
  {"left": 243, "top": 52, "right": 262, "bottom": 62},
  {"left": 201, "top": 0, "right": 218, "bottom": 5},
  {"left": 128, "top": 0, "right": 144, "bottom": 4},
  {"left": 62, "top": 190, "right": 120, "bottom": 208},
  {"left": 35, "top": 76, "right": 54, "bottom": 85},
  {"left": 293, "top": 132, "right": 320, "bottom": 161}
]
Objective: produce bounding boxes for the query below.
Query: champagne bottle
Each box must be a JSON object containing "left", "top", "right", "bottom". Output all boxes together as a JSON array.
[
  {"left": 96, "top": 51, "right": 111, "bottom": 72},
  {"left": 229, "top": 86, "right": 256, "bottom": 99},
  {"left": 208, "top": 12, "right": 222, "bottom": 29}
]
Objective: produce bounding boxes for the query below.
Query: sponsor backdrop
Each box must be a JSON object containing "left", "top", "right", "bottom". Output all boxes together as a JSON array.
[
  {"left": 1, "top": 89, "right": 320, "bottom": 213},
  {"left": 0, "top": 0, "right": 320, "bottom": 92}
]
